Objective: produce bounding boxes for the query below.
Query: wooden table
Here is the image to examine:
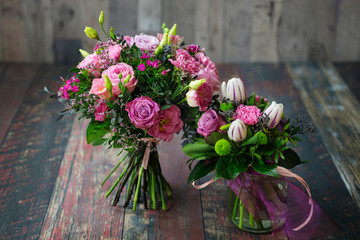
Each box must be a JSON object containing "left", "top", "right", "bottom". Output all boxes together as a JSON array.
[{"left": 0, "top": 62, "right": 359, "bottom": 240}]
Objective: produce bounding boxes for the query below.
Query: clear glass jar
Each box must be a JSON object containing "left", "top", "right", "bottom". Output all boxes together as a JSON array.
[{"left": 228, "top": 173, "right": 288, "bottom": 233}]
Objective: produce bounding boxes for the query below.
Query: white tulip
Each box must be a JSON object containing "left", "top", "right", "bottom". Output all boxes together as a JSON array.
[
  {"left": 224, "top": 78, "right": 246, "bottom": 103},
  {"left": 263, "top": 101, "right": 284, "bottom": 129},
  {"left": 228, "top": 119, "right": 247, "bottom": 142}
]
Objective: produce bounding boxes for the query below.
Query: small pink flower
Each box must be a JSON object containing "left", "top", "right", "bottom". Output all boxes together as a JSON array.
[
  {"left": 187, "top": 45, "right": 199, "bottom": 53},
  {"left": 146, "top": 60, "right": 152, "bottom": 66},
  {"left": 140, "top": 53, "right": 149, "bottom": 59},
  {"left": 95, "top": 101, "right": 109, "bottom": 121},
  {"left": 66, "top": 80, "right": 72, "bottom": 85},
  {"left": 234, "top": 104, "right": 262, "bottom": 125},
  {"left": 138, "top": 64, "right": 146, "bottom": 71},
  {"left": 74, "top": 78, "right": 80, "bottom": 83},
  {"left": 72, "top": 85, "right": 79, "bottom": 92},
  {"left": 152, "top": 61, "right": 159, "bottom": 68}
]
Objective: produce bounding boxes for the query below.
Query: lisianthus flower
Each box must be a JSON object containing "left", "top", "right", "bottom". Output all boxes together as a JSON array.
[
  {"left": 148, "top": 105, "right": 183, "bottom": 142},
  {"left": 234, "top": 104, "right": 261, "bottom": 125},
  {"left": 89, "top": 78, "right": 112, "bottom": 100},
  {"left": 186, "top": 82, "right": 213, "bottom": 111}
]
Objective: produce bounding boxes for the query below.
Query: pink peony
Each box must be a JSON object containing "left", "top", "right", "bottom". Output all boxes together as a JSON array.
[
  {"left": 123, "top": 35, "right": 134, "bottom": 48},
  {"left": 94, "top": 101, "right": 109, "bottom": 121},
  {"left": 102, "top": 63, "right": 138, "bottom": 97},
  {"left": 197, "top": 109, "right": 226, "bottom": 137},
  {"left": 134, "top": 34, "right": 159, "bottom": 55},
  {"left": 157, "top": 33, "right": 182, "bottom": 45},
  {"left": 186, "top": 82, "right": 213, "bottom": 111},
  {"left": 125, "top": 96, "right": 160, "bottom": 129},
  {"left": 148, "top": 105, "right": 183, "bottom": 142},
  {"left": 89, "top": 78, "right": 112, "bottom": 100},
  {"left": 108, "top": 44, "right": 122, "bottom": 61},
  {"left": 169, "top": 49, "right": 200, "bottom": 75},
  {"left": 234, "top": 104, "right": 262, "bottom": 125},
  {"left": 78, "top": 53, "right": 101, "bottom": 78}
]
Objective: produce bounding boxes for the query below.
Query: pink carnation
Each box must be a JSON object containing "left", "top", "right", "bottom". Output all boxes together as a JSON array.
[
  {"left": 108, "top": 44, "right": 122, "bottom": 61},
  {"left": 234, "top": 104, "right": 262, "bottom": 125},
  {"left": 148, "top": 105, "right": 183, "bottom": 142},
  {"left": 169, "top": 49, "right": 200, "bottom": 75},
  {"left": 94, "top": 101, "right": 109, "bottom": 121}
]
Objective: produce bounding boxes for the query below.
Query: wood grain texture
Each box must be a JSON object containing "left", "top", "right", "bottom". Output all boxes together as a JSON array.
[
  {"left": 286, "top": 62, "right": 360, "bottom": 210},
  {"left": 163, "top": 0, "right": 195, "bottom": 46},
  {"left": 0, "top": 64, "right": 74, "bottom": 239},
  {"left": 109, "top": 0, "right": 138, "bottom": 36},
  {"left": 334, "top": 62, "right": 360, "bottom": 102},
  {"left": 138, "top": 0, "right": 161, "bottom": 35},
  {"left": 223, "top": 0, "right": 252, "bottom": 62},
  {"left": 194, "top": 0, "right": 224, "bottom": 62},
  {"left": 334, "top": 0, "right": 360, "bottom": 60},
  {"left": 0, "top": 63, "right": 38, "bottom": 143}
]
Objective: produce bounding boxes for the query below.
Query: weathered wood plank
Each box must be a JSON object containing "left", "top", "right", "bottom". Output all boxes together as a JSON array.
[
  {"left": 223, "top": 0, "right": 252, "bottom": 62},
  {"left": 1, "top": 0, "right": 30, "bottom": 61},
  {"left": 109, "top": 0, "right": 138, "bottom": 36},
  {"left": 0, "top": 63, "right": 38, "bottom": 144},
  {"left": 194, "top": 0, "right": 224, "bottom": 62},
  {"left": 287, "top": 62, "right": 360, "bottom": 210},
  {"left": 0, "top": 64, "right": 74, "bottom": 239},
  {"left": 333, "top": 62, "right": 360, "bottom": 102},
  {"left": 137, "top": 0, "right": 161, "bottom": 35},
  {"left": 163, "top": 0, "right": 195, "bottom": 45},
  {"left": 250, "top": 1, "right": 282, "bottom": 62},
  {"left": 0, "top": 1, "right": 4, "bottom": 60},
  {"left": 334, "top": 0, "right": 360, "bottom": 61},
  {"left": 39, "top": 119, "right": 127, "bottom": 239}
]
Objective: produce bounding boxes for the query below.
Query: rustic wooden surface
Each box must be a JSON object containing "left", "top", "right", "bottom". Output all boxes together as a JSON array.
[
  {"left": 0, "top": 62, "right": 359, "bottom": 239},
  {"left": 1, "top": 0, "right": 360, "bottom": 63}
]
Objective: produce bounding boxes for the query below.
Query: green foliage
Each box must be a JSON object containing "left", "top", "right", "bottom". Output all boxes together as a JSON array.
[
  {"left": 182, "top": 139, "right": 218, "bottom": 159},
  {"left": 86, "top": 120, "right": 109, "bottom": 145},
  {"left": 215, "top": 156, "right": 247, "bottom": 180},
  {"left": 187, "top": 160, "right": 216, "bottom": 184}
]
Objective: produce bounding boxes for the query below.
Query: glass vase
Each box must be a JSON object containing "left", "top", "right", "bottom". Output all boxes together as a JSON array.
[{"left": 228, "top": 173, "right": 288, "bottom": 233}]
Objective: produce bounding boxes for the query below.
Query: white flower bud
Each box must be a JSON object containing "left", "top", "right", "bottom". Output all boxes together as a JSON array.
[
  {"left": 186, "top": 90, "right": 199, "bottom": 107},
  {"left": 263, "top": 101, "right": 284, "bottom": 129},
  {"left": 226, "top": 78, "right": 246, "bottom": 103},
  {"left": 221, "top": 81, "right": 227, "bottom": 98},
  {"left": 228, "top": 119, "right": 247, "bottom": 142}
]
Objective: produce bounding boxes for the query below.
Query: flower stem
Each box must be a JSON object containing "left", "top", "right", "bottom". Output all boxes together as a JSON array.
[
  {"left": 132, "top": 166, "right": 144, "bottom": 211},
  {"left": 150, "top": 169, "right": 156, "bottom": 209},
  {"left": 232, "top": 197, "right": 239, "bottom": 220},
  {"left": 142, "top": 169, "right": 148, "bottom": 209},
  {"left": 105, "top": 159, "right": 130, "bottom": 197},
  {"left": 101, "top": 150, "right": 126, "bottom": 186},
  {"left": 249, "top": 211, "right": 255, "bottom": 227},
  {"left": 157, "top": 175, "right": 166, "bottom": 210},
  {"left": 239, "top": 202, "right": 244, "bottom": 229}
]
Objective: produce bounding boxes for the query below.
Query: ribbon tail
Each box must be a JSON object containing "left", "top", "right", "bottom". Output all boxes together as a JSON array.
[
  {"left": 192, "top": 179, "right": 215, "bottom": 190},
  {"left": 277, "top": 166, "right": 314, "bottom": 231},
  {"left": 141, "top": 142, "right": 151, "bottom": 170}
]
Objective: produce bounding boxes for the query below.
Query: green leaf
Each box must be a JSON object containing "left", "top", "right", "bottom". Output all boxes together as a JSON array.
[
  {"left": 278, "top": 148, "right": 303, "bottom": 169},
  {"left": 92, "top": 138, "right": 107, "bottom": 146},
  {"left": 187, "top": 107, "right": 199, "bottom": 119},
  {"left": 160, "top": 104, "right": 172, "bottom": 111},
  {"left": 187, "top": 161, "right": 216, "bottom": 184},
  {"left": 245, "top": 93, "right": 256, "bottom": 105},
  {"left": 205, "top": 132, "right": 227, "bottom": 146},
  {"left": 182, "top": 139, "right": 218, "bottom": 159},
  {"left": 241, "top": 131, "right": 261, "bottom": 146},
  {"left": 86, "top": 121, "right": 109, "bottom": 144},
  {"left": 251, "top": 161, "right": 279, "bottom": 177},
  {"left": 215, "top": 156, "right": 247, "bottom": 180}
]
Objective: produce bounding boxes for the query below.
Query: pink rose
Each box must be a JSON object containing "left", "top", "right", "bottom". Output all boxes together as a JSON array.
[
  {"left": 108, "top": 44, "right": 122, "bottom": 61},
  {"left": 186, "top": 82, "right": 213, "bottom": 111},
  {"left": 125, "top": 96, "right": 160, "bottom": 129},
  {"left": 148, "top": 105, "right": 183, "bottom": 142},
  {"left": 234, "top": 104, "right": 262, "bottom": 125},
  {"left": 89, "top": 78, "right": 112, "bottom": 100},
  {"left": 134, "top": 34, "right": 159, "bottom": 55},
  {"left": 169, "top": 49, "right": 200, "bottom": 75},
  {"left": 197, "top": 67, "right": 220, "bottom": 92},
  {"left": 102, "top": 63, "right": 138, "bottom": 97},
  {"left": 197, "top": 109, "right": 226, "bottom": 137},
  {"left": 94, "top": 100, "right": 109, "bottom": 121},
  {"left": 78, "top": 53, "right": 101, "bottom": 78},
  {"left": 157, "top": 33, "right": 182, "bottom": 46},
  {"left": 123, "top": 35, "right": 134, "bottom": 48}
]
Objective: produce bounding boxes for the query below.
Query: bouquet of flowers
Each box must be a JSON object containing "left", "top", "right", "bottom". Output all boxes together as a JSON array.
[
  {"left": 42, "top": 11, "right": 220, "bottom": 210},
  {"left": 183, "top": 77, "right": 314, "bottom": 232}
]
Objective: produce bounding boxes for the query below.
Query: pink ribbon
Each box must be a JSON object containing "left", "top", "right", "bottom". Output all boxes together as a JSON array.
[{"left": 139, "top": 138, "right": 159, "bottom": 169}]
